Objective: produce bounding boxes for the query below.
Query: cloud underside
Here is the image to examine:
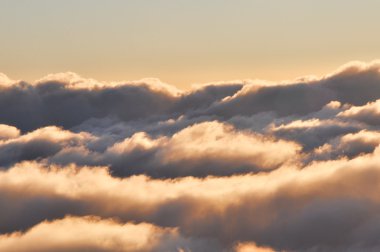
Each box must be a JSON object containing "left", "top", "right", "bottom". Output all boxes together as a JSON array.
[{"left": 2, "top": 61, "right": 380, "bottom": 251}]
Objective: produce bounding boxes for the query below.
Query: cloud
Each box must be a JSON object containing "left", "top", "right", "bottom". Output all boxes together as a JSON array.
[
  {"left": 268, "top": 118, "right": 361, "bottom": 151},
  {"left": 0, "top": 122, "right": 299, "bottom": 178},
  {"left": 0, "top": 73, "right": 16, "bottom": 87},
  {"left": 0, "top": 74, "right": 179, "bottom": 132},
  {"left": 0, "top": 61, "right": 379, "bottom": 133},
  {"left": 312, "top": 130, "right": 380, "bottom": 160},
  {"left": 0, "top": 216, "right": 222, "bottom": 252},
  {"left": 3, "top": 61, "right": 380, "bottom": 251},
  {"left": 235, "top": 242, "right": 275, "bottom": 252},
  {"left": 2, "top": 150, "right": 380, "bottom": 251},
  {"left": 339, "top": 99, "right": 380, "bottom": 125},
  {"left": 0, "top": 124, "right": 20, "bottom": 140},
  {"left": 200, "top": 61, "right": 380, "bottom": 120},
  {"left": 100, "top": 121, "right": 300, "bottom": 177},
  {"left": 0, "top": 126, "right": 93, "bottom": 167}
]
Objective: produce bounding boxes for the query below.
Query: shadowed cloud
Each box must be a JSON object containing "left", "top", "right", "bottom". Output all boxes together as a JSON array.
[{"left": 2, "top": 61, "right": 380, "bottom": 251}]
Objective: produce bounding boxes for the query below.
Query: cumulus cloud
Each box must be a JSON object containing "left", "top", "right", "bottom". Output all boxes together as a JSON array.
[
  {"left": 2, "top": 150, "right": 380, "bottom": 251},
  {"left": 0, "top": 124, "right": 20, "bottom": 140},
  {"left": 0, "top": 75, "right": 179, "bottom": 132},
  {"left": 2, "top": 61, "right": 380, "bottom": 251},
  {"left": 100, "top": 121, "right": 300, "bottom": 177},
  {"left": 0, "top": 121, "right": 299, "bottom": 177},
  {"left": 339, "top": 99, "right": 380, "bottom": 125},
  {"left": 0, "top": 61, "right": 379, "bottom": 133},
  {"left": 0, "top": 216, "right": 221, "bottom": 252},
  {"left": 199, "top": 61, "right": 380, "bottom": 120},
  {"left": 0, "top": 73, "right": 16, "bottom": 87},
  {"left": 0, "top": 126, "right": 93, "bottom": 167},
  {"left": 268, "top": 118, "right": 361, "bottom": 151},
  {"left": 235, "top": 242, "right": 275, "bottom": 252},
  {"left": 312, "top": 130, "right": 380, "bottom": 160}
]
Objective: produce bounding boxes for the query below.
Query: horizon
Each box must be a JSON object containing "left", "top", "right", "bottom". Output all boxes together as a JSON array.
[
  {"left": 1, "top": 0, "right": 380, "bottom": 87},
  {"left": 2, "top": 59, "right": 379, "bottom": 90}
]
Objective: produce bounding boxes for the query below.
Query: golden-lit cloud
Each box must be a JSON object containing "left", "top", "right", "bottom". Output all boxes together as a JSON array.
[
  {"left": 2, "top": 146, "right": 380, "bottom": 250},
  {"left": 104, "top": 121, "right": 300, "bottom": 177},
  {"left": 235, "top": 242, "right": 275, "bottom": 252},
  {"left": 0, "top": 216, "right": 185, "bottom": 252},
  {"left": 2, "top": 61, "right": 380, "bottom": 251},
  {"left": 0, "top": 124, "right": 20, "bottom": 140},
  {"left": 0, "top": 121, "right": 300, "bottom": 177},
  {"left": 339, "top": 99, "right": 380, "bottom": 125}
]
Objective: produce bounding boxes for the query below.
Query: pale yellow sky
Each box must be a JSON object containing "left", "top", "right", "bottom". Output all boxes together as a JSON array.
[{"left": 1, "top": 0, "right": 380, "bottom": 88}]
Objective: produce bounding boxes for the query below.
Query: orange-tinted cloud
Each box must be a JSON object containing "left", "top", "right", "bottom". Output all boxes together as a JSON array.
[{"left": 2, "top": 61, "right": 380, "bottom": 251}]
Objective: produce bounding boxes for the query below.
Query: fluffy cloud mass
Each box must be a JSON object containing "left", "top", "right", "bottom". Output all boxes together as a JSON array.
[{"left": 2, "top": 61, "right": 380, "bottom": 251}]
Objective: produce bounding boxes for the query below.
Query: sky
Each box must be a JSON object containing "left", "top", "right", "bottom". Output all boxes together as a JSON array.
[
  {"left": 4, "top": 2, "right": 380, "bottom": 251},
  {"left": 1, "top": 0, "right": 380, "bottom": 88}
]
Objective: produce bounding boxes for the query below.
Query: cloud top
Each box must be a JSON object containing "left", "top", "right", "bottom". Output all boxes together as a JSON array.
[{"left": 2, "top": 60, "right": 380, "bottom": 251}]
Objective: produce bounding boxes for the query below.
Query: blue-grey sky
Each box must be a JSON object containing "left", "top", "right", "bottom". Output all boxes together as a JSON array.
[{"left": 1, "top": 0, "right": 380, "bottom": 87}]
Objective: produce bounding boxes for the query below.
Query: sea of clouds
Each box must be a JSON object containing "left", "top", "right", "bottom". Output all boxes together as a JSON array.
[{"left": 1, "top": 61, "right": 380, "bottom": 251}]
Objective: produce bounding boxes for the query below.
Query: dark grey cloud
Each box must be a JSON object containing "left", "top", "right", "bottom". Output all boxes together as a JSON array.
[
  {"left": 0, "top": 62, "right": 379, "bottom": 134},
  {"left": 310, "top": 130, "right": 380, "bottom": 161},
  {"left": 0, "top": 80, "right": 178, "bottom": 132},
  {"left": 200, "top": 62, "right": 380, "bottom": 120},
  {"left": 268, "top": 118, "right": 362, "bottom": 151},
  {"left": 0, "top": 126, "right": 93, "bottom": 168}
]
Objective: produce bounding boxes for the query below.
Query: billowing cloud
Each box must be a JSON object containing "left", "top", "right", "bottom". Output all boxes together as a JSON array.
[
  {"left": 0, "top": 73, "right": 16, "bottom": 87},
  {"left": 0, "top": 74, "right": 179, "bottom": 132},
  {"left": 99, "top": 121, "right": 300, "bottom": 177},
  {"left": 198, "top": 61, "right": 380, "bottom": 120},
  {"left": 235, "top": 242, "right": 275, "bottom": 252},
  {"left": 0, "top": 121, "right": 299, "bottom": 178},
  {"left": 0, "top": 124, "right": 20, "bottom": 140},
  {"left": 0, "top": 126, "right": 93, "bottom": 167},
  {"left": 311, "top": 130, "right": 380, "bottom": 160},
  {"left": 0, "top": 216, "right": 223, "bottom": 252},
  {"left": 2, "top": 61, "right": 380, "bottom": 251},
  {"left": 339, "top": 99, "right": 380, "bottom": 125},
  {"left": 2, "top": 150, "right": 380, "bottom": 251},
  {"left": 0, "top": 61, "right": 379, "bottom": 133}
]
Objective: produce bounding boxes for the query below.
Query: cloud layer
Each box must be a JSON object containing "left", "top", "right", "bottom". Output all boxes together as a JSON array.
[{"left": 2, "top": 60, "right": 380, "bottom": 251}]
